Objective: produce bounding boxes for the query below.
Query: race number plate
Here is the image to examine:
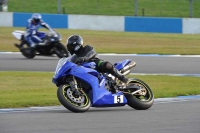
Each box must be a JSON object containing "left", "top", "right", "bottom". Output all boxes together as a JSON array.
[{"left": 114, "top": 95, "right": 124, "bottom": 103}]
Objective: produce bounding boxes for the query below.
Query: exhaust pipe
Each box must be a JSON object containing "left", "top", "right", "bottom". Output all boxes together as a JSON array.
[
  {"left": 122, "top": 69, "right": 131, "bottom": 76},
  {"left": 120, "top": 61, "right": 136, "bottom": 73}
]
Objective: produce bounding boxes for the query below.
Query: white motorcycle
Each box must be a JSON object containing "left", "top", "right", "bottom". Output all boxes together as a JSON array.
[{"left": 12, "top": 30, "right": 69, "bottom": 59}]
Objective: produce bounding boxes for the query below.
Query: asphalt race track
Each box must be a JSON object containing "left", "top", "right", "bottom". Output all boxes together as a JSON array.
[
  {"left": 0, "top": 53, "right": 200, "bottom": 133},
  {"left": 0, "top": 53, "right": 200, "bottom": 74}
]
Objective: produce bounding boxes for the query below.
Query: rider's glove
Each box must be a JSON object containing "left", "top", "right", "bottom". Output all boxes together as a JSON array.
[
  {"left": 49, "top": 29, "right": 54, "bottom": 32},
  {"left": 75, "top": 57, "right": 89, "bottom": 64},
  {"left": 49, "top": 29, "right": 55, "bottom": 34},
  {"left": 75, "top": 57, "right": 85, "bottom": 64}
]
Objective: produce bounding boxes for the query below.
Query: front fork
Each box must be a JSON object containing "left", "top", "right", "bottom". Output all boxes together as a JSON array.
[{"left": 68, "top": 76, "right": 83, "bottom": 95}]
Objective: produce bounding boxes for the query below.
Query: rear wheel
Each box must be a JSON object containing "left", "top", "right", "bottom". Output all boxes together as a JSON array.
[
  {"left": 57, "top": 84, "right": 91, "bottom": 113},
  {"left": 123, "top": 78, "right": 154, "bottom": 110},
  {"left": 54, "top": 43, "right": 69, "bottom": 58},
  {"left": 18, "top": 42, "right": 36, "bottom": 59}
]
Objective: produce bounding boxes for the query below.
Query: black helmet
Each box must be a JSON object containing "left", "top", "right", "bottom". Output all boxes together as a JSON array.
[{"left": 66, "top": 35, "right": 83, "bottom": 55}]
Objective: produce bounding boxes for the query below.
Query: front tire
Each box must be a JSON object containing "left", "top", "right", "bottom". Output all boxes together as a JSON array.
[
  {"left": 57, "top": 84, "right": 91, "bottom": 113},
  {"left": 54, "top": 43, "right": 69, "bottom": 58},
  {"left": 123, "top": 78, "right": 154, "bottom": 110}
]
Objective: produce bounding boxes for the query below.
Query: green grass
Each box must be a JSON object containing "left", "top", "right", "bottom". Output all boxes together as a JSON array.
[
  {"left": 7, "top": 0, "right": 200, "bottom": 18},
  {"left": 0, "top": 71, "right": 58, "bottom": 108},
  {"left": 0, "top": 71, "right": 200, "bottom": 108},
  {"left": 128, "top": 75, "right": 200, "bottom": 98},
  {"left": 1, "top": 27, "right": 200, "bottom": 55}
]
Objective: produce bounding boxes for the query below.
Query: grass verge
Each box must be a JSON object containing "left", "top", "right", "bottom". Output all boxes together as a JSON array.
[
  {"left": 8, "top": 0, "right": 200, "bottom": 18},
  {"left": 0, "top": 71, "right": 200, "bottom": 108},
  {"left": 1, "top": 27, "right": 200, "bottom": 55}
]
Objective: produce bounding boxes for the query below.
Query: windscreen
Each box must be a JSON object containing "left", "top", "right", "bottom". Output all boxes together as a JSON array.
[{"left": 54, "top": 56, "right": 73, "bottom": 74}]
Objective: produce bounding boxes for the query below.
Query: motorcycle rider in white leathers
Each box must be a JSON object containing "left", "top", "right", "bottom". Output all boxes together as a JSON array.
[{"left": 24, "top": 13, "right": 54, "bottom": 49}]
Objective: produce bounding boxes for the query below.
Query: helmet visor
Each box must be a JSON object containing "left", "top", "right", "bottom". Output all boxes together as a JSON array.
[{"left": 34, "top": 18, "right": 40, "bottom": 23}]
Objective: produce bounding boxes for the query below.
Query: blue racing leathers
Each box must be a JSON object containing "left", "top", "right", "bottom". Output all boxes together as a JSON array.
[{"left": 24, "top": 19, "right": 52, "bottom": 47}]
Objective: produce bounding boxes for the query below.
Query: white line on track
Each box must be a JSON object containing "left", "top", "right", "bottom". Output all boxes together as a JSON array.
[
  {"left": 130, "top": 73, "right": 200, "bottom": 77},
  {"left": 1, "top": 52, "right": 200, "bottom": 57},
  {"left": 100, "top": 54, "right": 200, "bottom": 57},
  {"left": 0, "top": 95, "right": 200, "bottom": 113},
  {"left": 0, "top": 52, "right": 21, "bottom": 54}
]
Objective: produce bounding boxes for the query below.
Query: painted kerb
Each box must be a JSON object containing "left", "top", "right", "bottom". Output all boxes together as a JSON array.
[
  {"left": 125, "top": 17, "right": 182, "bottom": 33},
  {"left": 1, "top": 12, "right": 200, "bottom": 34},
  {"left": 0, "top": 12, "right": 12, "bottom": 27},
  {"left": 183, "top": 18, "right": 200, "bottom": 34},
  {"left": 13, "top": 13, "right": 68, "bottom": 28},
  {"left": 68, "top": 14, "right": 124, "bottom": 31}
]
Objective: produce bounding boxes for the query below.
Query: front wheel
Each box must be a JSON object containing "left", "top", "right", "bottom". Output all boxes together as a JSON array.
[
  {"left": 57, "top": 84, "right": 91, "bottom": 113},
  {"left": 123, "top": 78, "right": 154, "bottom": 110},
  {"left": 54, "top": 43, "right": 69, "bottom": 58}
]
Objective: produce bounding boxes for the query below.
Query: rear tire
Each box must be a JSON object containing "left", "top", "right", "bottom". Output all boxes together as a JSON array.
[
  {"left": 57, "top": 84, "right": 91, "bottom": 113},
  {"left": 123, "top": 78, "right": 154, "bottom": 110},
  {"left": 19, "top": 43, "right": 36, "bottom": 59}
]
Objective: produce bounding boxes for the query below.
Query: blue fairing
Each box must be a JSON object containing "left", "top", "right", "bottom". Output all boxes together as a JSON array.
[
  {"left": 37, "top": 32, "right": 46, "bottom": 39},
  {"left": 114, "top": 59, "right": 131, "bottom": 70},
  {"left": 53, "top": 61, "right": 76, "bottom": 84},
  {"left": 82, "top": 62, "right": 96, "bottom": 69},
  {"left": 31, "top": 31, "right": 46, "bottom": 43},
  {"left": 53, "top": 57, "right": 128, "bottom": 107},
  {"left": 91, "top": 78, "right": 127, "bottom": 107}
]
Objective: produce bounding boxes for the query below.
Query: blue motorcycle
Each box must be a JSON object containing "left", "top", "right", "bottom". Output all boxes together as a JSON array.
[{"left": 52, "top": 55, "right": 154, "bottom": 113}]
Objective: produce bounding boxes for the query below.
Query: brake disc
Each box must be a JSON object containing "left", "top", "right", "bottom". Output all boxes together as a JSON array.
[{"left": 66, "top": 89, "right": 85, "bottom": 103}]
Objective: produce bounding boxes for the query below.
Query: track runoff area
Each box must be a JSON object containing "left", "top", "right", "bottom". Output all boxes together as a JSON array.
[{"left": 0, "top": 52, "right": 200, "bottom": 113}]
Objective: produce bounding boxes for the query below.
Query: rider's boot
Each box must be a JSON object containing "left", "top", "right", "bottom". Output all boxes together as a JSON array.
[
  {"left": 14, "top": 43, "right": 20, "bottom": 48},
  {"left": 38, "top": 39, "right": 47, "bottom": 46},
  {"left": 110, "top": 69, "right": 129, "bottom": 91},
  {"left": 14, "top": 43, "right": 24, "bottom": 52},
  {"left": 103, "top": 62, "right": 128, "bottom": 84},
  {"left": 111, "top": 68, "right": 128, "bottom": 84}
]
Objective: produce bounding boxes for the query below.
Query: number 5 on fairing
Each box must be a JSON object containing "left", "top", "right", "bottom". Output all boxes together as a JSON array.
[{"left": 114, "top": 95, "right": 124, "bottom": 103}]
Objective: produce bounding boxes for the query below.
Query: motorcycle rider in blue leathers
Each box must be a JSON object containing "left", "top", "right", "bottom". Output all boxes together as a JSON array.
[{"left": 24, "top": 13, "right": 53, "bottom": 49}]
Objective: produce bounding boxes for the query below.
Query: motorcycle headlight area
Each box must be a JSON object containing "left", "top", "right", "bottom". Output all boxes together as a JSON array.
[
  {"left": 55, "top": 58, "right": 68, "bottom": 74},
  {"left": 59, "top": 35, "right": 62, "bottom": 40},
  {"left": 47, "top": 31, "right": 58, "bottom": 37}
]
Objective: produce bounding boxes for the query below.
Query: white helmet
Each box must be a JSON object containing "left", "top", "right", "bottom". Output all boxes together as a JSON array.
[{"left": 32, "top": 13, "right": 42, "bottom": 24}]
